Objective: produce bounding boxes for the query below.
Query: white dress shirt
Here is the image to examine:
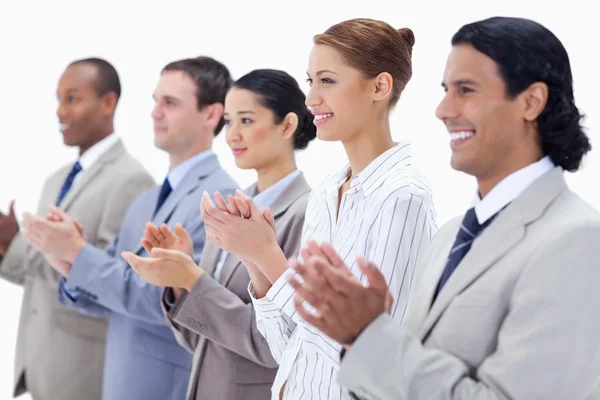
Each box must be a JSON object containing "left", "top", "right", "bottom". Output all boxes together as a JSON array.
[
  {"left": 165, "top": 149, "right": 215, "bottom": 191},
  {"left": 72, "top": 133, "right": 120, "bottom": 186},
  {"left": 213, "top": 169, "right": 301, "bottom": 281},
  {"left": 249, "top": 142, "right": 438, "bottom": 399},
  {"left": 473, "top": 156, "right": 555, "bottom": 224}
]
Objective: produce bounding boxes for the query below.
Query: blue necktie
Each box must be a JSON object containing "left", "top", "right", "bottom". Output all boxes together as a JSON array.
[
  {"left": 433, "top": 207, "right": 496, "bottom": 302},
  {"left": 153, "top": 177, "right": 172, "bottom": 217},
  {"left": 56, "top": 161, "right": 82, "bottom": 206}
]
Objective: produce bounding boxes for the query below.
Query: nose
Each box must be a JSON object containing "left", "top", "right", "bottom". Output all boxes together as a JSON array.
[
  {"left": 435, "top": 92, "right": 459, "bottom": 122},
  {"left": 225, "top": 121, "right": 241, "bottom": 144},
  {"left": 56, "top": 101, "right": 66, "bottom": 121},
  {"left": 151, "top": 103, "right": 163, "bottom": 120},
  {"left": 305, "top": 85, "right": 322, "bottom": 109}
]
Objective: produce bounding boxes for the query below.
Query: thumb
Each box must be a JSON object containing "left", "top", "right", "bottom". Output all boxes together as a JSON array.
[
  {"left": 9, "top": 200, "right": 15, "bottom": 217},
  {"left": 49, "top": 205, "right": 69, "bottom": 221},
  {"left": 150, "top": 247, "right": 182, "bottom": 261},
  {"left": 357, "top": 257, "right": 388, "bottom": 292}
]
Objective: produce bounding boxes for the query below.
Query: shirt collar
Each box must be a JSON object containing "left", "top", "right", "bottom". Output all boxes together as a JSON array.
[
  {"left": 328, "top": 142, "right": 412, "bottom": 196},
  {"left": 77, "top": 133, "right": 119, "bottom": 171},
  {"left": 167, "top": 149, "right": 215, "bottom": 191},
  {"left": 251, "top": 169, "right": 301, "bottom": 211},
  {"left": 473, "top": 156, "right": 555, "bottom": 223}
]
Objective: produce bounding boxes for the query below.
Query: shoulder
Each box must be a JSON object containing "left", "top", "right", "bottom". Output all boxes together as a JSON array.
[{"left": 370, "top": 164, "right": 435, "bottom": 212}]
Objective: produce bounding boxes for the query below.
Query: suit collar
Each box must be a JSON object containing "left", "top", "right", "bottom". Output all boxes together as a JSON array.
[
  {"left": 59, "top": 139, "right": 125, "bottom": 210},
  {"left": 419, "top": 166, "right": 568, "bottom": 339}
]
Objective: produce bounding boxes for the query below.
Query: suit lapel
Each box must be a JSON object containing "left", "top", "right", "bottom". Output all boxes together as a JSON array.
[
  {"left": 132, "top": 154, "right": 220, "bottom": 255},
  {"left": 59, "top": 141, "right": 125, "bottom": 211},
  {"left": 419, "top": 167, "right": 568, "bottom": 340}
]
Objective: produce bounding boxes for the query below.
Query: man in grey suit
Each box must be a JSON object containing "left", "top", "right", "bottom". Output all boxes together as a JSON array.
[
  {"left": 0, "top": 58, "right": 154, "bottom": 400},
  {"left": 21, "top": 56, "right": 238, "bottom": 400},
  {"left": 287, "top": 17, "right": 600, "bottom": 400}
]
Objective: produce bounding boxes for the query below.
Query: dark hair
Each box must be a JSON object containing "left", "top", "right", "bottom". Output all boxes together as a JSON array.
[
  {"left": 314, "top": 18, "right": 415, "bottom": 108},
  {"left": 69, "top": 57, "right": 121, "bottom": 102},
  {"left": 233, "top": 69, "right": 316, "bottom": 150},
  {"left": 452, "top": 16, "right": 591, "bottom": 172},
  {"left": 162, "top": 56, "right": 233, "bottom": 135}
]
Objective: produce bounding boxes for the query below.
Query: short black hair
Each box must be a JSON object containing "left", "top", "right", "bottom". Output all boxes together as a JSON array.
[
  {"left": 233, "top": 69, "right": 316, "bottom": 150},
  {"left": 162, "top": 56, "right": 233, "bottom": 136},
  {"left": 69, "top": 57, "right": 121, "bottom": 101},
  {"left": 452, "top": 17, "right": 591, "bottom": 172}
]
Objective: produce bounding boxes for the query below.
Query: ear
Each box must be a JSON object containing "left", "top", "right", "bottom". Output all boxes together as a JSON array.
[
  {"left": 100, "top": 92, "right": 118, "bottom": 116},
  {"left": 203, "top": 103, "right": 225, "bottom": 131},
  {"left": 521, "top": 82, "right": 548, "bottom": 122},
  {"left": 280, "top": 112, "right": 299, "bottom": 141},
  {"left": 372, "top": 72, "right": 393, "bottom": 102}
]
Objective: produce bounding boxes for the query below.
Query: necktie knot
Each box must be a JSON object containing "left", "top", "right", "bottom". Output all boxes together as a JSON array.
[
  {"left": 457, "top": 207, "right": 483, "bottom": 241},
  {"left": 153, "top": 177, "right": 172, "bottom": 217}
]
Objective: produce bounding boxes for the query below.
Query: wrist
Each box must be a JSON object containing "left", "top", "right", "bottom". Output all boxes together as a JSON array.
[
  {"left": 183, "top": 265, "right": 203, "bottom": 292},
  {"left": 66, "top": 237, "right": 86, "bottom": 263},
  {"left": 257, "top": 245, "right": 289, "bottom": 284}
]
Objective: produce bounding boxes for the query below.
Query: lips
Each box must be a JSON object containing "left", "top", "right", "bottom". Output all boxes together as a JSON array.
[
  {"left": 59, "top": 123, "right": 71, "bottom": 133},
  {"left": 231, "top": 148, "right": 246, "bottom": 156},
  {"left": 312, "top": 112, "right": 334, "bottom": 126}
]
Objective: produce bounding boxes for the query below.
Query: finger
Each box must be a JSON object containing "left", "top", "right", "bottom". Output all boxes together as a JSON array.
[
  {"left": 150, "top": 246, "right": 189, "bottom": 262},
  {"left": 214, "top": 192, "right": 230, "bottom": 213},
  {"left": 293, "top": 294, "right": 330, "bottom": 331},
  {"left": 154, "top": 223, "right": 168, "bottom": 243},
  {"left": 141, "top": 238, "right": 153, "bottom": 254},
  {"left": 317, "top": 257, "right": 364, "bottom": 294},
  {"left": 145, "top": 223, "right": 163, "bottom": 246},
  {"left": 48, "top": 205, "right": 70, "bottom": 221},
  {"left": 9, "top": 200, "right": 15, "bottom": 217},
  {"left": 320, "top": 243, "right": 349, "bottom": 269},
  {"left": 174, "top": 223, "right": 192, "bottom": 244},
  {"left": 385, "top": 291, "right": 394, "bottom": 314},
  {"left": 357, "top": 257, "right": 388, "bottom": 292},
  {"left": 288, "top": 275, "right": 325, "bottom": 308},
  {"left": 263, "top": 208, "right": 276, "bottom": 231},
  {"left": 122, "top": 251, "right": 155, "bottom": 268},
  {"left": 226, "top": 195, "right": 241, "bottom": 216},
  {"left": 233, "top": 197, "right": 251, "bottom": 218},
  {"left": 306, "top": 240, "right": 325, "bottom": 258},
  {"left": 291, "top": 257, "right": 327, "bottom": 293},
  {"left": 202, "top": 192, "right": 227, "bottom": 224},
  {"left": 159, "top": 223, "right": 176, "bottom": 243}
]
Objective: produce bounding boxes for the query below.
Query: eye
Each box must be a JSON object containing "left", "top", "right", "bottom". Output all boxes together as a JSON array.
[
  {"left": 241, "top": 118, "right": 253, "bottom": 124},
  {"left": 305, "top": 78, "right": 313, "bottom": 87},
  {"left": 459, "top": 86, "right": 474, "bottom": 95},
  {"left": 320, "top": 77, "right": 334, "bottom": 84},
  {"left": 67, "top": 96, "right": 78, "bottom": 103}
]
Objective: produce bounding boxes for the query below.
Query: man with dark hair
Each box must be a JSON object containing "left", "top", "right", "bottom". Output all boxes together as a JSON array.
[
  {"left": 0, "top": 59, "right": 154, "bottom": 399},
  {"left": 21, "top": 56, "right": 238, "bottom": 400},
  {"left": 286, "top": 17, "right": 600, "bottom": 400}
]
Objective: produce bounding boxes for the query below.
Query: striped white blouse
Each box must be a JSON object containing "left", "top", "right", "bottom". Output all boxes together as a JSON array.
[{"left": 249, "top": 142, "right": 438, "bottom": 399}]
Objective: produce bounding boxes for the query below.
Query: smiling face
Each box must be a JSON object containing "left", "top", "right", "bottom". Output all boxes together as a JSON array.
[
  {"left": 224, "top": 87, "right": 295, "bottom": 171},
  {"left": 435, "top": 43, "right": 534, "bottom": 184},
  {"left": 304, "top": 44, "right": 376, "bottom": 142}
]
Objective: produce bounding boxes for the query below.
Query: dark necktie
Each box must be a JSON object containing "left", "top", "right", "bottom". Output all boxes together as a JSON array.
[
  {"left": 153, "top": 177, "right": 172, "bottom": 217},
  {"left": 433, "top": 207, "right": 496, "bottom": 302},
  {"left": 56, "top": 161, "right": 83, "bottom": 206}
]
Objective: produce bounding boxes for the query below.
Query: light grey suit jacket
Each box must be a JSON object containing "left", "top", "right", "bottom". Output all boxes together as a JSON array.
[
  {"left": 162, "top": 173, "right": 311, "bottom": 400},
  {"left": 0, "top": 139, "right": 154, "bottom": 400},
  {"left": 338, "top": 167, "right": 600, "bottom": 400}
]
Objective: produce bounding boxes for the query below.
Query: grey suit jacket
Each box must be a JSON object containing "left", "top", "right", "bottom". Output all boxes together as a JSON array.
[
  {"left": 58, "top": 152, "right": 238, "bottom": 400},
  {"left": 338, "top": 167, "right": 600, "bottom": 400},
  {"left": 0, "top": 140, "right": 154, "bottom": 400},
  {"left": 162, "top": 173, "right": 311, "bottom": 400}
]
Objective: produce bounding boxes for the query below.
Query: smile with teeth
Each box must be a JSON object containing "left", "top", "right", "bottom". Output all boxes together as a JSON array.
[
  {"left": 450, "top": 131, "right": 474, "bottom": 141},
  {"left": 314, "top": 113, "right": 334, "bottom": 121},
  {"left": 60, "top": 123, "right": 71, "bottom": 131}
]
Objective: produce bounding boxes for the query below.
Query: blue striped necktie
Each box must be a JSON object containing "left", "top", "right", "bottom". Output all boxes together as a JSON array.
[{"left": 56, "top": 161, "right": 82, "bottom": 206}]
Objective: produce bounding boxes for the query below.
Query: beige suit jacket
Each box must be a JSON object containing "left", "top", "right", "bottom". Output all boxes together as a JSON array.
[
  {"left": 162, "top": 173, "right": 311, "bottom": 400},
  {"left": 338, "top": 167, "right": 600, "bottom": 400},
  {"left": 0, "top": 139, "right": 154, "bottom": 400}
]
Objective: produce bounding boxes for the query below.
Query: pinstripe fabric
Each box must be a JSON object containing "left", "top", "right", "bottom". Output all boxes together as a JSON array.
[{"left": 249, "top": 142, "right": 438, "bottom": 399}]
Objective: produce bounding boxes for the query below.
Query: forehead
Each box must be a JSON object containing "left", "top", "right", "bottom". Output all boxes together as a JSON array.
[
  {"left": 225, "top": 87, "right": 261, "bottom": 110},
  {"left": 443, "top": 43, "right": 504, "bottom": 87},
  {"left": 154, "top": 70, "right": 197, "bottom": 97},
  {"left": 307, "top": 44, "right": 351, "bottom": 74},
  {"left": 58, "top": 63, "right": 98, "bottom": 92}
]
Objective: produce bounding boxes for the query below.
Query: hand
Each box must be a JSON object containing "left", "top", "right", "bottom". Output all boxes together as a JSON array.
[
  {"left": 200, "top": 190, "right": 280, "bottom": 268},
  {"left": 21, "top": 206, "right": 86, "bottom": 264},
  {"left": 0, "top": 200, "right": 19, "bottom": 255},
  {"left": 141, "top": 222, "right": 193, "bottom": 257},
  {"left": 122, "top": 247, "right": 203, "bottom": 291},
  {"left": 45, "top": 254, "right": 72, "bottom": 277},
  {"left": 46, "top": 208, "right": 85, "bottom": 237},
  {"left": 288, "top": 243, "right": 393, "bottom": 346}
]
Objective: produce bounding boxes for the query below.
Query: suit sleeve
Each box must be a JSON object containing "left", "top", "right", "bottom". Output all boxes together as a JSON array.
[
  {"left": 62, "top": 196, "right": 208, "bottom": 325},
  {"left": 338, "top": 224, "right": 600, "bottom": 400},
  {"left": 0, "top": 233, "right": 30, "bottom": 285},
  {"left": 162, "top": 287, "right": 199, "bottom": 353}
]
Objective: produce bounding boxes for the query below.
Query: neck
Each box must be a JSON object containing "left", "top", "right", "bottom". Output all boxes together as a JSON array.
[
  {"left": 169, "top": 142, "right": 212, "bottom": 171},
  {"left": 78, "top": 127, "right": 113, "bottom": 156},
  {"left": 477, "top": 150, "right": 544, "bottom": 198},
  {"left": 342, "top": 118, "right": 394, "bottom": 178},
  {"left": 256, "top": 157, "right": 297, "bottom": 193}
]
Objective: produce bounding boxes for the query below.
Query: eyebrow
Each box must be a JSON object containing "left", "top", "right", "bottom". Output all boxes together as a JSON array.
[
  {"left": 306, "top": 69, "right": 339, "bottom": 77},
  {"left": 441, "top": 79, "right": 480, "bottom": 88},
  {"left": 223, "top": 110, "right": 255, "bottom": 117},
  {"left": 153, "top": 94, "right": 181, "bottom": 103}
]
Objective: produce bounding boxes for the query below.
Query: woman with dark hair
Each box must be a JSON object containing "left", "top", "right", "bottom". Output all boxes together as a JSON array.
[
  {"left": 123, "top": 69, "right": 316, "bottom": 400},
  {"left": 199, "top": 18, "right": 437, "bottom": 400}
]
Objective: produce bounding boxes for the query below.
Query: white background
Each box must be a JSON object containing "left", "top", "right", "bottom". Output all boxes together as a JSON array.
[{"left": 0, "top": 0, "right": 597, "bottom": 398}]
